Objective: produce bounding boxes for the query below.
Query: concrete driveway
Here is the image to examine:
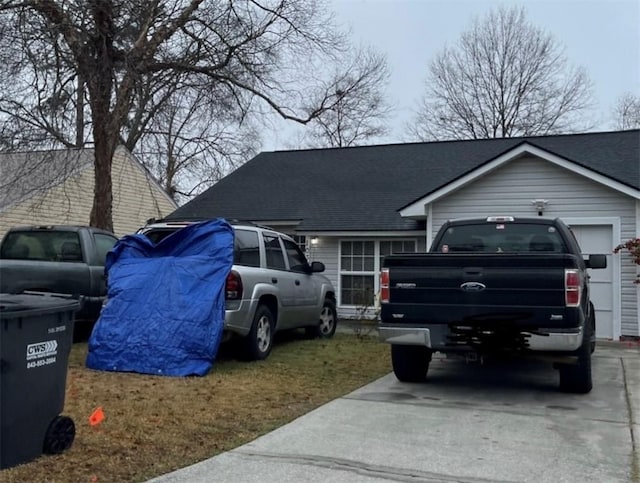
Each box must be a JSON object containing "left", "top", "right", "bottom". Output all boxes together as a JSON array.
[{"left": 151, "top": 341, "right": 639, "bottom": 482}]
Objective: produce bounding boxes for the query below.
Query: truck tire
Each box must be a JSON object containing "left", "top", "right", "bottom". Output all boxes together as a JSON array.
[
  {"left": 306, "top": 298, "right": 337, "bottom": 339},
  {"left": 241, "top": 305, "right": 275, "bottom": 361},
  {"left": 589, "top": 302, "right": 596, "bottom": 354},
  {"left": 391, "top": 345, "right": 432, "bottom": 382},
  {"left": 558, "top": 321, "right": 593, "bottom": 394}
]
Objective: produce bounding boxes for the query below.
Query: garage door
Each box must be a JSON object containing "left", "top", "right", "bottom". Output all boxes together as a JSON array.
[{"left": 569, "top": 225, "right": 614, "bottom": 340}]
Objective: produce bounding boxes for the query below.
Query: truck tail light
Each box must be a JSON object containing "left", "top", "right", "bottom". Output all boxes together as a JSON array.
[
  {"left": 226, "top": 270, "right": 243, "bottom": 300},
  {"left": 565, "top": 269, "right": 581, "bottom": 307},
  {"left": 380, "top": 269, "right": 389, "bottom": 304}
]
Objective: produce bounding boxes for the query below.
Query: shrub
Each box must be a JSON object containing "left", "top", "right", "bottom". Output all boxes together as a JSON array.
[{"left": 614, "top": 238, "right": 640, "bottom": 283}]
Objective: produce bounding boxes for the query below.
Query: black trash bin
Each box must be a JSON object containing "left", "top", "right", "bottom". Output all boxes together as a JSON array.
[{"left": 0, "top": 292, "right": 79, "bottom": 469}]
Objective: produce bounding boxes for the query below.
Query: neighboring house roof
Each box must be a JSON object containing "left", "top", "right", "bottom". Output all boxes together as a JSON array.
[
  {"left": 0, "top": 146, "right": 176, "bottom": 214},
  {"left": 0, "top": 149, "right": 93, "bottom": 212},
  {"left": 167, "top": 129, "right": 640, "bottom": 232}
]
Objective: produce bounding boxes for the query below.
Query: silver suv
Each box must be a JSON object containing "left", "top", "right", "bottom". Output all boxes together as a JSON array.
[{"left": 139, "top": 220, "right": 337, "bottom": 360}]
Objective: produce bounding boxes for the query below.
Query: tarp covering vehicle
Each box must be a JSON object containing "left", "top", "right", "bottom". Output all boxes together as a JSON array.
[{"left": 86, "top": 219, "right": 233, "bottom": 377}]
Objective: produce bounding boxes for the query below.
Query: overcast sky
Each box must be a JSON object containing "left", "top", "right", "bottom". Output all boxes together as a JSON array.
[{"left": 264, "top": 0, "right": 640, "bottom": 150}]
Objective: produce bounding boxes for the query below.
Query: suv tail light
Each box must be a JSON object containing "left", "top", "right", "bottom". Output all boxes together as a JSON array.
[
  {"left": 565, "top": 269, "right": 581, "bottom": 307},
  {"left": 380, "top": 269, "right": 389, "bottom": 304},
  {"left": 226, "top": 270, "right": 243, "bottom": 300}
]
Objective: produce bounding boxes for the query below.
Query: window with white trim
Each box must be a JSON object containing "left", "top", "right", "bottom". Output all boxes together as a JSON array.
[
  {"left": 339, "top": 239, "right": 417, "bottom": 306},
  {"left": 290, "top": 235, "right": 307, "bottom": 251}
]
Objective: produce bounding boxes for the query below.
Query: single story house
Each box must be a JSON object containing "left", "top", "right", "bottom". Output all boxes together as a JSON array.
[
  {"left": 166, "top": 129, "right": 640, "bottom": 340},
  {"left": 0, "top": 145, "right": 177, "bottom": 238}
]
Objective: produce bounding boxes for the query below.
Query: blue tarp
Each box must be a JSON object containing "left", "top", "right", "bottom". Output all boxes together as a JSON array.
[{"left": 86, "top": 219, "right": 234, "bottom": 377}]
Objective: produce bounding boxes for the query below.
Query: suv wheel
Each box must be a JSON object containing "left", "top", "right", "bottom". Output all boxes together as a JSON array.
[
  {"left": 306, "top": 298, "right": 337, "bottom": 339},
  {"left": 241, "top": 305, "right": 275, "bottom": 361}
]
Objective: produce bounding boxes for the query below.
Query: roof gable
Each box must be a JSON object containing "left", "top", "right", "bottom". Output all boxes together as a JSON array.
[
  {"left": 0, "top": 146, "right": 177, "bottom": 214},
  {"left": 0, "top": 149, "right": 94, "bottom": 212},
  {"left": 400, "top": 141, "right": 640, "bottom": 217}
]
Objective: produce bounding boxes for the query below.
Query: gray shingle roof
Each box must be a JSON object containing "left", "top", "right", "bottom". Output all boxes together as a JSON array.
[{"left": 167, "top": 130, "right": 640, "bottom": 231}]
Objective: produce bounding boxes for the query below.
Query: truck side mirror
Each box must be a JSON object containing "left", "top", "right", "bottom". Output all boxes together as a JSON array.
[{"left": 585, "top": 254, "right": 607, "bottom": 269}]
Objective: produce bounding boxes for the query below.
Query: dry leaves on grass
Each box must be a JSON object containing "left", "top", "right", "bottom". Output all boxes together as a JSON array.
[{"left": 1, "top": 331, "right": 390, "bottom": 483}]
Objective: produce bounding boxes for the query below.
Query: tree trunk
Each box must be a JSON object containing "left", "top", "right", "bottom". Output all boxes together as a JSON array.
[
  {"left": 89, "top": 121, "right": 115, "bottom": 233},
  {"left": 87, "top": 0, "right": 116, "bottom": 233}
]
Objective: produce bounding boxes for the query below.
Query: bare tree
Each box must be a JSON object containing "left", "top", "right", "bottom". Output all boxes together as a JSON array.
[
  {"left": 410, "top": 6, "right": 594, "bottom": 141},
  {"left": 304, "top": 48, "right": 392, "bottom": 148},
  {"left": 0, "top": 9, "right": 86, "bottom": 150},
  {"left": 0, "top": 0, "right": 368, "bottom": 231},
  {"left": 133, "top": 86, "right": 260, "bottom": 203},
  {"left": 612, "top": 92, "right": 640, "bottom": 129}
]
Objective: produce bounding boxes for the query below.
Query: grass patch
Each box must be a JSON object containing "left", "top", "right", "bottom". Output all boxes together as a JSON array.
[{"left": 1, "top": 332, "right": 390, "bottom": 482}]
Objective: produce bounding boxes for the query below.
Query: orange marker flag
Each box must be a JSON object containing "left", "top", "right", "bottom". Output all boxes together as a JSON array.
[{"left": 89, "top": 407, "right": 105, "bottom": 426}]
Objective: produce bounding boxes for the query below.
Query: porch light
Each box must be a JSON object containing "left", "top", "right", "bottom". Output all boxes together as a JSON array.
[{"left": 531, "top": 199, "right": 548, "bottom": 216}]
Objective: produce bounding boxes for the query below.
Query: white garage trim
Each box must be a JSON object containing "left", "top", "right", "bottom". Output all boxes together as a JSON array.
[
  {"left": 637, "top": 200, "right": 640, "bottom": 336},
  {"left": 426, "top": 204, "right": 433, "bottom": 250},
  {"left": 563, "top": 216, "right": 621, "bottom": 341}
]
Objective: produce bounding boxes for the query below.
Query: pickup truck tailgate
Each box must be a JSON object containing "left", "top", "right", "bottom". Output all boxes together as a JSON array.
[{"left": 382, "top": 253, "right": 583, "bottom": 330}]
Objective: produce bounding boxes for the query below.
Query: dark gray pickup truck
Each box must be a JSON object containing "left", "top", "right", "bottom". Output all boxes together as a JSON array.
[
  {"left": 379, "top": 216, "right": 607, "bottom": 393},
  {"left": 0, "top": 225, "right": 118, "bottom": 339}
]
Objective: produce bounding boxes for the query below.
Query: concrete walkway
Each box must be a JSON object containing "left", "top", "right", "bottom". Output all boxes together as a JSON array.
[{"left": 150, "top": 339, "right": 640, "bottom": 483}]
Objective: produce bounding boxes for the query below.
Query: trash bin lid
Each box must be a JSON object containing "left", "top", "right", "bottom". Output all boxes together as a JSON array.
[{"left": 0, "top": 292, "right": 80, "bottom": 319}]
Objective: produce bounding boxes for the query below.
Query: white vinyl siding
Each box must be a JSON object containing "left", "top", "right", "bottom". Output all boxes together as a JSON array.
[
  {"left": 306, "top": 237, "right": 339, "bottom": 291},
  {"left": 430, "top": 156, "right": 638, "bottom": 337},
  {"left": 110, "top": 147, "right": 177, "bottom": 236}
]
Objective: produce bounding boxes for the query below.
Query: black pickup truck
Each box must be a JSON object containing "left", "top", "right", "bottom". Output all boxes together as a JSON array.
[
  {"left": 379, "top": 216, "right": 607, "bottom": 393},
  {"left": 0, "top": 225, "right": 118, "bottom": 339}
]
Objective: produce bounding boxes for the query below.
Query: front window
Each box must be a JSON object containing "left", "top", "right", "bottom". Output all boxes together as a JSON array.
[
  {"left": 379, "top": 240, "right": 416, "bottom": 267},
  {"left": 340, "top": 240, "right": 417, "bottom": 307},
  {"left": 290, "top": 235, "right": 307, "bottom": 251},
  {"left": 341, "top": 274, "right": 375, "bottom": 305}
]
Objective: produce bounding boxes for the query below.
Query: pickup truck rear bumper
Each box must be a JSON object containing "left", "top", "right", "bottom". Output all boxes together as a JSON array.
[{"left": 378, "top": 325, "right": 583, "bottom": 352}]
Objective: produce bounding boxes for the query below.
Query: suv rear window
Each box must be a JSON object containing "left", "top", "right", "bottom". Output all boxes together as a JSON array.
[
  {"left": 143, "top": 226, "right": 262, "bottom": 268},
  {"left": 234, "top": 229, "right": 260, "bottom": 267},
  {"left": 144, "top": 228, "right": 176, "bottom": 244},
  {"left": 436, "top": 223, "right": 567, "bottom": 253}
]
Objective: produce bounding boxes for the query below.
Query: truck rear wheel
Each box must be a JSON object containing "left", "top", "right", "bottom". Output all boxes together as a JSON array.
[
  {"left": 391, "top": 345, "right": 432, "bottom": 382},
  {"left": 588, "top": 302, "right": 596, "bottom": 354},
  {"left": 558, "top": 321, "right": 592, "bottom": 394}
]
